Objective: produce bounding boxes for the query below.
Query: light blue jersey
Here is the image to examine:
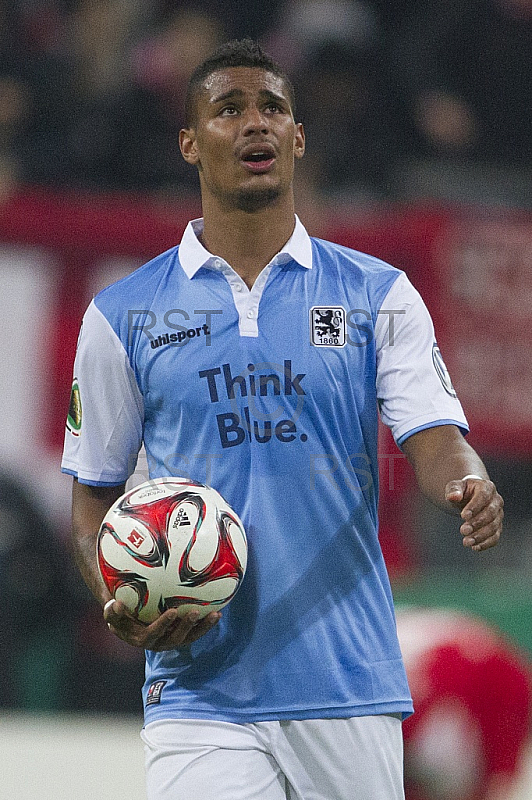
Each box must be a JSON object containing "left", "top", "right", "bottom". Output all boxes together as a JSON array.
[{"left": 62, "top": 217, "right": 468, "bottom": 723}]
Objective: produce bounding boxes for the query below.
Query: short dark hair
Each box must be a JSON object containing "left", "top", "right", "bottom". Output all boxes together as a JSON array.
[{"left": 184, "top": 38, "right": 296, "bottom": 127}]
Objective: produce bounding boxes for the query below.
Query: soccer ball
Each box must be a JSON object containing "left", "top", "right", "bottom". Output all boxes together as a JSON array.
[{"left": 97, "top": 477, "right": 247, "bottom": 624}]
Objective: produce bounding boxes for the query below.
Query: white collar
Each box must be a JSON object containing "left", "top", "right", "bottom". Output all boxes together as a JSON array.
[{"left": 178, "top": 215, "right": 313, "bottom": 278}]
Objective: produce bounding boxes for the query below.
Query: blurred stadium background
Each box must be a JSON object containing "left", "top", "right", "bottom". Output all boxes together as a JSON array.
[{"left": 1, "top": 1, "right": 531, "bottom": 798}]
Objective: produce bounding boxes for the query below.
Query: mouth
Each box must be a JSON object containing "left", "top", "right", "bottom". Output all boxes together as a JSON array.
[{"left": 240, "top": 144, "right": 276, "bottom": 174}]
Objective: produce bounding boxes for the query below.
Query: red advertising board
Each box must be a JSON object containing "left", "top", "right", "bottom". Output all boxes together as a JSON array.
[{"left": 427, "top": 212, "right": 532, "bottom": 456}]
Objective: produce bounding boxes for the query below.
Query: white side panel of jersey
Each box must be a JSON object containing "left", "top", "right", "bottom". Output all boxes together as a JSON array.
[
  {"left": 61, "top": 300, "right": 144, "bottom": 485},
  {"left": 375, "top": 272, "right": 467, "bottom": 445}
]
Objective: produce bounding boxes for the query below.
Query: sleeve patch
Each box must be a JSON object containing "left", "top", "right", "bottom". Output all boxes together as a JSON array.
[
  {"left": 66, "top": 378, "right": 82, "bottom": 436},
  {"left": 432, "top": 343, "right": 457, "bottom": 398}
]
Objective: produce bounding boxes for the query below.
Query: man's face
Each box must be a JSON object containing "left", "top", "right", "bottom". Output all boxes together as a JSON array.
[{"left": 180, "top": 67, "right": 305, "bottom": 212}]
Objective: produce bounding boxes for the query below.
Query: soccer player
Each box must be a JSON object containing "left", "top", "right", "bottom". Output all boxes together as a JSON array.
[{"left": 62, "top": 39, "right": 504, "bottom": 800}]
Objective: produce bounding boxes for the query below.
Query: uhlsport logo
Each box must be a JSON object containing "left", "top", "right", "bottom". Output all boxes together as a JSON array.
[
  {"left": 150, "top": 323, "right": 211, "bottom": 349},
  {"left": 310, "top": 307, "right": 346, "bottom": 347}
]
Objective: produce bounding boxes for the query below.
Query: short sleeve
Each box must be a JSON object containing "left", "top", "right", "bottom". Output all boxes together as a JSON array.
[
  {"left": 61, "top": 300, "right": 144, "bottom": 485},
  {"left": 375, "top": 272, "right": 468, "bottom": 446}
]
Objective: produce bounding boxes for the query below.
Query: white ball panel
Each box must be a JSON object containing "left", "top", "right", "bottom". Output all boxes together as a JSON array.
[
  {"left": 99, "top": 524, "right": 154, "bottom": 578},
  {"left": 126, "top": 478, "right": 193, "bottom": 506},
  {"left": 115, "top": 584, "right": 142, "bottom": 613},
  {"left": 163, "top": 576, "right": 239, "bottom": 604},
  {"left": 226, "top": 519, "right": 248, "bottom": 569},
  {"left": 111, "top": 517, "right": 157, "bottom": 559}
]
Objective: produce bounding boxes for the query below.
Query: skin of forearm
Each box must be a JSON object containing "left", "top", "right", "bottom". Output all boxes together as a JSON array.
[
  {"left": 402, "top": 426, "right": 488, "bottom": 513},
  {"left": 72, "top": 527, "right": 111, "bottom": 606},
  {"left": 71, "top": 478, "right": 125, "bottom": 606}
]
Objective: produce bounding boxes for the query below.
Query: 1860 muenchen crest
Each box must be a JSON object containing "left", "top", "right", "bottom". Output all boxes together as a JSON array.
[{"left": 310, "top": 306, "right": 346, "bottom": 347}]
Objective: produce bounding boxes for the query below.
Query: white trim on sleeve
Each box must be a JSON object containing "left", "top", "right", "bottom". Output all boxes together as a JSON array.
[
  {"left": 61, "top": 300, "right": 144, "bottom": 485},
  {"left": 375, "top": 273, "right": 468, "bottom": 445}
]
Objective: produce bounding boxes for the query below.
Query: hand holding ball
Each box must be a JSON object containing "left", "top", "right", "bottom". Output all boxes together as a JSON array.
[{"left": 97, "top": 478, "right": 247, "bottom": 624}]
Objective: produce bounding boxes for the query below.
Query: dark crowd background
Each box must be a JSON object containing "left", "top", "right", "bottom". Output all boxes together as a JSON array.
[
  {"left": 0, "top": 0, "right": 531, "bottom": 207},
  {"left": 1, "top": 0, "right": 532, "bottom": 728}
]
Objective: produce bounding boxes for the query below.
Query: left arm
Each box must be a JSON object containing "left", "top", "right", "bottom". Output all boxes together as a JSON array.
[{"left": 402, "top": 425, "right": 503, "bottom": 552}]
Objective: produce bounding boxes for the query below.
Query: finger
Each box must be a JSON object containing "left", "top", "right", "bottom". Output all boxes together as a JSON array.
[
  {"left": 145, "top": 608, "right": 206, "bottom": 649},
  {"left": 104, "top": 599, "right": 163, "bottom": 649},
  {"left": 104, "top": 598, "right": 137, "bottom": 627},
  {"left": 104, "top": 598, "right": 128, "bottom": 619},
  {"left": 446, "top": 475, "right": 487, "bottom": 507},
  {"left": 104, "top": 604, "right": 198, "bottom": 649},
  {"left": 460, "top": 498, "right": 503, "bottom": 535},
  {"left": 143, "top": 608, "right": 190, "bottom": 648},
  {"left": 182, "top": 611, "right": 222, "bottom": 645},
  {"left": 446, "top": 480, "right": 466, "bottom": 504},
  {"left": 148, "top": 610, "right": 222, "bottom": 651},
  {"left": 470, "top": 531, "right": 502, "bottom": 552},
  {"left": 462, "top": 513, "right": 503, "bottom": 549},
  {"left": 463, "top": 524, "right": 502, "bottom": 548},
  {"left": 460, "top": 480, "right": 500, "bottom": 519},
  {"left": 462, "top": 500, "right": 503, "bottom": 533},
  {"left": 460, "top": 509, "right": 503, "bottom": 550},
  {"left": 105, "top": 604, "right": 222, "bottom": 650}
]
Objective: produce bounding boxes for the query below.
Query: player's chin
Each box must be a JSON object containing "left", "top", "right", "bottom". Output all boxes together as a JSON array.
[{"left": 234, "top": 184, "right": 282, "bottom": 213}]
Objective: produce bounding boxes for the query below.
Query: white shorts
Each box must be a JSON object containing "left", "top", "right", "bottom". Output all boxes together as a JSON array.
[{"left": 141, "top": 715, "right": 404, "bottom": 800}]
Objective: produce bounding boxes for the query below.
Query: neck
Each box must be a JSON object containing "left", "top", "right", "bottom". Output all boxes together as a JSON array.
[{"left": 199, "top": 193, "right": 296, "bottom": 289}]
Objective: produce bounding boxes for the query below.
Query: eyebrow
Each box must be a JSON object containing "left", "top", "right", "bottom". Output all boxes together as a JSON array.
[{"left": 210, "top": 88, "right": 289, "bottom": 107}]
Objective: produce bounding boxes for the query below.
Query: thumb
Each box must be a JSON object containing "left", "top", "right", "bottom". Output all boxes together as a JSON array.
[
  {"left": 103, "top": 598, "right": 129, "bottom": 623},
  {"left": 445, "top": 479, "right": 466, "bottom": 505}
]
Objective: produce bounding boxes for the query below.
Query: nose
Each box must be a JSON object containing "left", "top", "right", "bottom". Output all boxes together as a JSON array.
[{"left": 241, "top": 106, "right": 269, "bottom": 136}]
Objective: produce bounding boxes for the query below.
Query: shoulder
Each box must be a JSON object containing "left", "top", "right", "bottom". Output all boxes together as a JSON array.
[
  {"left": 93, "top": 245, "right": 181, "bottom": 320},
  {"left": 311, "top": 236, "right": 401, "bottom": 279},
  {"left": 81, "top": 245, "right": 181, "bottom": 350},
  {"left": 310, "top": 236, "right": 404, "bottom": 303}
]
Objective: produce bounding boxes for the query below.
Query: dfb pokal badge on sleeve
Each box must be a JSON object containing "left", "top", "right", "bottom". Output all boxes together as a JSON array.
[
  {"left": 310, "top": 306, "right": 346, "bottom": 347},
  {"left": 432, "top": 342, "right": 457, "bottom": 397}
]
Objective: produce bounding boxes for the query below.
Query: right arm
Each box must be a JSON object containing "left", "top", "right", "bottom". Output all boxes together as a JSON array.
[
  {"left": 67, "top": 302, "right": 220, "bottom": 649},
  {"left": 72, "top": 478, "right": 124, "bottom": 606},
  {"left": 71, "top": 478, "right": 222, "bottom": 651}
]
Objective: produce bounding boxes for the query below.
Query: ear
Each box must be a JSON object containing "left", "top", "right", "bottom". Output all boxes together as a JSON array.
[
  {"left": 179, "top": 128, "right": 199, "bottom": 165},
  {"left": 294, "top": 122, "right": 305, "bottom": 159}
]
